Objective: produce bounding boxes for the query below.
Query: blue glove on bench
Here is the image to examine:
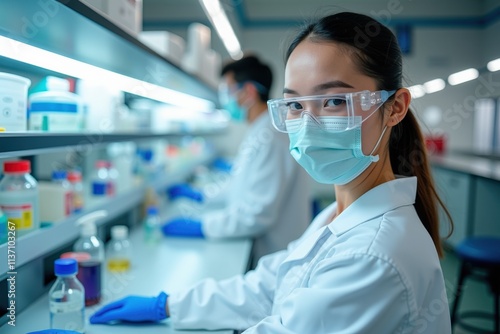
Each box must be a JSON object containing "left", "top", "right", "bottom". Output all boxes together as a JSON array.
[
  {"left": 162, "top": 218, "right": 204, "bottom": 238},
  {"left": 89, "top": 292, "right": 168, "bottom": 324},
  {"left": 166, "top": 183, "right": 203, "bottom": 203}
]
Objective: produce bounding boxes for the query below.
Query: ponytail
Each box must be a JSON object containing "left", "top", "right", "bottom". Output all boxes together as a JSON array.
[{"left": 389, "top": 109, "right": 453, "bottom": 257}]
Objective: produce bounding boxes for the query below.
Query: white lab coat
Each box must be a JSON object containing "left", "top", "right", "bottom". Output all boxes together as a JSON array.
[
  {"left": 201, "top": 112, "right": 311, "bottom": 259},
  {"left": 169, "top": 177, "right": 451, "bottom": 333}
]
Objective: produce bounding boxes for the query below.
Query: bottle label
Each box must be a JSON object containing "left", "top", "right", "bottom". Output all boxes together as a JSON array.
[
  {"left": 1, "top": 204, "right": 33, "bottom": 230},
  {"left": 72, "top": 192, "right": 84, "bottom": 213},
  {"left": 50, "top": 299, "right": 83, "bottom": 313},
  {"left": 64, "top": 191, "right": 73, "bottom": 216},
  {"left": 106, "top": 182, "right": 115, "bottom": 196}
]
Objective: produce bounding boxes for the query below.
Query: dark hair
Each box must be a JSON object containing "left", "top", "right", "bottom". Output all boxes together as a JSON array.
[
  {"left": 221, "top": 55, "right": 273, "bottom": 102},
  {"left": 285, "top": 12, "right": 453, "bottom": 258}
]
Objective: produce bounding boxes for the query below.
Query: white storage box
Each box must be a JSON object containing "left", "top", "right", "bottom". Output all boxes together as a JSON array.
[
  {"left": 106, "top": 0, "right": 143, "bottom": 36},
  {"left": 0, "top": 72, "right": 31, "bottom": 131},
  {"left": 139, "top": 31, "right": 185, "bottom": 65},
  {"left": 29, "top": 91, "right": 82, "bottom": 132}
]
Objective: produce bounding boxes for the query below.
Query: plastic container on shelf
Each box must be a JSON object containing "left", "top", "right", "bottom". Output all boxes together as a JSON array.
[
  {"left": 49, "top": 258, "right": 85, "bottom": 332},
  {"left": 136, "top": 147, "right": 158, "bottom": 183},
  {"left": 91, "top": 160, "right": 107, "bottom": 198},
  {"left": 91, "top": 160, "right": 117, "bottom": 197},
  {"left": 73, "top": 210, "right": 106, "bottom": 306},
  {"left": 0, "top": 72, "right": 31, "bottom": 131},
  {"left": 107, "top": 143, "right": 133, "bottom": 193},
  {"left": 107, "top": 225, "right": 132, "bottom": 272},
  {"left": 0, "top": 160, "right": 39, "bottom": 237},
  {"left": 67, "top": 170, "right": 84, "bottom": 213},
  {"left": 28, "top": 91, "right": 82, "bottom": 132},
  {"left": 143, "top": 205, "right": 162, "bottom": 244},
  {"left": 39, "top": 170, "right": 73, "bottom": 224},
  {"left": 105, "top": 161, "right": 119, "bottom": 196},
  {"left": 51, "top": 170, "right": 73, "bottom": 216}
]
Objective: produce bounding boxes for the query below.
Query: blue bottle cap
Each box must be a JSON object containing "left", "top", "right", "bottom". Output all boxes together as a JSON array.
[
  {"left": 141, "top": 149, "right": 153, "bottom": 162},
  {"left": 92, "top": 182, "right": 106, "bottom": 195},
  {"left": 54, "top": 258, "right": 77, "bottom": 276},
  {"left": 52, "top": 170, "right": 67, "bottom": 181},
  {"left": 147, "top": 206, "right": 159, "bottom": 215}
]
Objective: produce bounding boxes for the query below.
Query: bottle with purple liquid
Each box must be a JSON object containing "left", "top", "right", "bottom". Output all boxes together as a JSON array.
[{"left": 72, "top": 210, "right": 106, "bottom": 306}]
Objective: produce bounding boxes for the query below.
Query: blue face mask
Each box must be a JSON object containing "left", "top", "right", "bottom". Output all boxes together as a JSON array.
[
  {"left": 223, "top": 96, "right": 247, "bottom": 122},
  {"left": 219, "top": 84, "right": 247, "bottom": 122},
  {"left": 287, "top": 115, "right": 386, "bottom": 185}
]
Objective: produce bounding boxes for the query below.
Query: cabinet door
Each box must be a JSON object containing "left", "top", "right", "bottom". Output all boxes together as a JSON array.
[
  {"left": 473, "top": 177, "right": 500, "bottom": 237},
  {"left": 432, "top": 167, "right": 474, "bottom": 248}
]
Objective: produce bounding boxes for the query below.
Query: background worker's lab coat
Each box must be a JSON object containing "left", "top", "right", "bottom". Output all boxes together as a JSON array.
[
  {"left": 169, "top": 177, "right": 451, "bottom": 334},
  {"left": 201, "top": 112, "right": 311, "bottom": 260}
]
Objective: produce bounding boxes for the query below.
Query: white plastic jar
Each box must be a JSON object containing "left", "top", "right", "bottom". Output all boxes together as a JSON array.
[
  {"left": 0, "top": 72, "right": 31, "bottom": 131},
  {"left": 0, "top": 160, "right": 39, "bottom": 237},
  {"left": 29, "top": 91, "right": 82, "bottom": 132}
]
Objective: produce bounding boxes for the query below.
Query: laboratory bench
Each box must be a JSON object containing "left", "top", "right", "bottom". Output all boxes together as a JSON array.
[
  {"left": 1, "top": 227, "right": 253, "bottom": 334},
  {"left": 430, "top": 151, "right": 500, "bottom": 248},
  {"left": 430, "top": 152, "right": 500, "bottom": 181}
]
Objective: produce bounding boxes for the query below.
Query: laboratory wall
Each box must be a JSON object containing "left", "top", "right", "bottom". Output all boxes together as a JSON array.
[
  {"left": 162, "top": 0, "right": 499, "bottom": 154},
  {"left": 236, "top": 19, "right": 497, "bottom": 153}
]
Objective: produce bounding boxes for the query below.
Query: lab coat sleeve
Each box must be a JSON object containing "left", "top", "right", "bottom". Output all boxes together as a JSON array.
[
  {"left": 202, "top": 130, "right": 292, "bottom": 239},
  {"left": 169, "top": 248, "right": 289, "bottom": 330},
  {"left": 244, "top": 253, "right": 411, "bottom": 334}
]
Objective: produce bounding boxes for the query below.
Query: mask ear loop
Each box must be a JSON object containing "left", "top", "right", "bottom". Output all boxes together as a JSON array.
[
  {"left": 368, "top": 125, "right": 388, "bottom": 162},
  {"left": 366, "top": 91, "right": 397, "bottom": 160}
]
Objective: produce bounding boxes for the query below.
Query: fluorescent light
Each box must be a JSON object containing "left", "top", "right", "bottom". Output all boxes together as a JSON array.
[
  {"left": 487, "top": 58, "right": 500, "bottom": 72},
  {"left": 199, "top": 0, "right": 243, "bottom": 60},
  {"left": 0, "top": 35, "right": 214, "bottom": 111},
  {"left": 408, "top": 85, "right": 425, "bottom": 99},
  {"left": 448, "top": 68, "right": 479, "bottom": 85},
  {"left": 423, "top": 78, "right": 446, "bottom": 94}
]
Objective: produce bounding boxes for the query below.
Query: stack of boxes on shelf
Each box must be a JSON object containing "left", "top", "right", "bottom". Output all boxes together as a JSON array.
[{"left": 80, "top": 0, "right": 143, "bottom": 36}]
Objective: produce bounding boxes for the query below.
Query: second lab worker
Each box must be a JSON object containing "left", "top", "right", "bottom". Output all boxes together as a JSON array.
[{"left": 163, "top": 55, "right": 312, "bottom": 260}]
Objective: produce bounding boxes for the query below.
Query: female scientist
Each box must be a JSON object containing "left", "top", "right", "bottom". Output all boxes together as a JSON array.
[{"left": 90, "top": 12, "right": 453, "bottom": 333}]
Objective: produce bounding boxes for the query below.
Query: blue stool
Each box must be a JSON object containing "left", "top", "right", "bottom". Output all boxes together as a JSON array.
[{"left": 451, "top": 237, "right": 500, "bottom": 333}]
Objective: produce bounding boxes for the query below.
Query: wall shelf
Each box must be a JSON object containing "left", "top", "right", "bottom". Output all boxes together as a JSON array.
[
  {"left": 0, "top": 130, "right": 225, "bottom": 159},
  {"left": 0, "top": 152, "right": 215, "bottom": 278},
  {"left": 1, "top": 0, "right": 218, "bottom": 104},
  {"left": 0, "top": 0, "right": 225, "bottom": 323}
]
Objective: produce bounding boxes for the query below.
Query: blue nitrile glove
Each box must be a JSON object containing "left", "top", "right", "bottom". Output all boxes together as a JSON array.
[
  {"left": 89, "top": 292, "right": 168, "bottom": 324},
  {"left": 162, "top": 218, "right": 204, "bottom": 238},
  {"left": 212, "top": 157, "right": 232, "bottom": 172},
  {"left": 166, "top": 183, "right": 203, "bottom": 203}
]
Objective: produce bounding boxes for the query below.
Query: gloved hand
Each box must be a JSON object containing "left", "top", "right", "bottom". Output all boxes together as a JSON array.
[
  {"left": 162, "top": 218, "right": 204, "bottom": 238},
  {"left": 166, "top": 183, "right": 203, "bottom": 203},
  {"left": 89, "top": 292, "right": 168, "bottom": 324},
  {"left": 212, "top": 157, "right": 232, "bottom": 172}
]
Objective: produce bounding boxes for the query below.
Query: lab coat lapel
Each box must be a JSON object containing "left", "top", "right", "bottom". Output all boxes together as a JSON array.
[{"left": 328, "top": 177, "right": 417, "bottom": 236}]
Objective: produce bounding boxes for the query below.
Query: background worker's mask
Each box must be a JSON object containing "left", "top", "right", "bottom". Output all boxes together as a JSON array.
[{"left": 219, "top": 83, "right": 247, "bottom": 122}]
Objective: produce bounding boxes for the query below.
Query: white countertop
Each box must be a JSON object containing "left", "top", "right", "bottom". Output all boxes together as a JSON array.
[
  {"left": 430, "top": 153, "right": 500, "bottom": 181},
  {"left": 2, "top": 228, "right": 253, "bottom": 334}
]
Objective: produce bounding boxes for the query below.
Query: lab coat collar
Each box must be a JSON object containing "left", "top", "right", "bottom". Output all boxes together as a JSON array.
[
  {"left": 283, "top": 177, "right": 416, "bottom": 264},
  {"left": 327, "top": 176, "right": 417, "bottom": 236},
  {"left": 249, "top": 110, "right": 270, "bottom": 129}
]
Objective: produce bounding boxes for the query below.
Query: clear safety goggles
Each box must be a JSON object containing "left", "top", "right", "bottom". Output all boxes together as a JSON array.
[{"left": 267, "top": 90, "right": 395, "bottom": 133}]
